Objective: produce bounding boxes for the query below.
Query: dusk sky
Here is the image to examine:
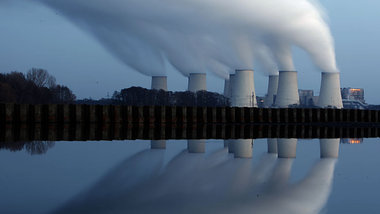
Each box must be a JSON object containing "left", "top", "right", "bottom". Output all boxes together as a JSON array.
[{"left": 1, "top": 0, "right": 380, "bottom": 103}]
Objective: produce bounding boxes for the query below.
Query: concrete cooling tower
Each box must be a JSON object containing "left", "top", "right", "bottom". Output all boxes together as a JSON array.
[
  {"left": 223, "top": 79, "right": 231, "bottom": 98},
  {"left": 317, "top": 72, "right": 343, "bottom": 109},
  {"left": 231, "top": 69, "right": 257, "bottom": 107},
  {"left": 234, "top": 139, "right": 253, "bottom": 158},
  {"left": 277, "top": 138, "right": 297, "bottom": 158},
  {"left": 267, "top": 138, "right": 278, "bottom": 154},
  {"left": 320, "top": 139, "right": 340, "bottom": 158},
  {"left": 187, "top": 140, "right": 206, "bottom": 153},
  {"left": 275, "top": 71, "right": 300, "bottom": 108},
  {"left": 188, "top": 73, "right": 207, "bottom": 92},
  {"left": 151, "top": 76, "right": 168, "bottom": 91},
  {"left": 151, "top": 140, "right": 166, "bottom": 149},
  {"left": 264, "top": 75, "right": 279, "bottom": 107}
]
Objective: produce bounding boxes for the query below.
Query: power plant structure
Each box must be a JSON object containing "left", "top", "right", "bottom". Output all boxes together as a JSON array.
[
  {"left": 264, "top": 75, "right": 279, "bottom": 107},
  {"left": 275, "top": 71, "right": 300, "bottom": 108},
  {"left": 187, "top": 140, "right": 206, "bottom": 153},
  {"left": 267, "top": 139, "right": 278, "bottom": 154},
  {"left": 234, "top": 139, "right": 253, "bottom": 158},
  {"left": 317, "top": 72, "right": 343, "bottom": 108},
  {"left": 231, "top": 69, "right": 257, "bottom": 107},
  {"left": 188, "top": 73, "right": 207, "bottom": 92},
  {"left": 151, "top": 76, "right": 168, "bottom": 91},
  {"left": 151, "top": 140, "right": 166, "bottom": 149},
  {"left": 277, "top": 138, "right": 297, "bottom": 158},
  {"left": 223, "top": 79, "right": 231, "bottom": 98},
  {"left": 320, "top": 139, "right": 340, "bottom": 158}
]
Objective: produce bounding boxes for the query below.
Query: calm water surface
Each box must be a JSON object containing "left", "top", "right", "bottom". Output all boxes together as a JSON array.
[{"left": 0, "top": 138, "right": 379, "bottom": 213}]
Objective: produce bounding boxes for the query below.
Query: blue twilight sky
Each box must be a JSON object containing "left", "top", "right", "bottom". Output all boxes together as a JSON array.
[{"left": 0, "top": 1, "right": 380, "bottom": 102}]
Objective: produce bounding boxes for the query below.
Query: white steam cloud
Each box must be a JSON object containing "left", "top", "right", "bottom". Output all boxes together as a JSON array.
[{"left": 32, "top": 0, "right": 338, "bottom": 77}]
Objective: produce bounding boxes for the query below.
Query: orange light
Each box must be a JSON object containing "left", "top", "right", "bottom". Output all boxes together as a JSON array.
[
  {"left": 350, "top": 89, "right": 362, "bottom": 92},
  {"left": 348, "top": 139, "right": 362, "bottom": 144}
]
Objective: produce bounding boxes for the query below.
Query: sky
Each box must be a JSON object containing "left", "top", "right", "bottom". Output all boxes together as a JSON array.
[{"left": 0, "top": 0, "right": 380, "bottom": 103}]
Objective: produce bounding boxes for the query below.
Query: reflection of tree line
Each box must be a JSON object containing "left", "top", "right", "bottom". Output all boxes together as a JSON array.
[
  {"left": 0, "top": 141, "right": 55, "bottom": 155},
  {"left": 53, "top": 139, "right": 339, "bottom": 214}
]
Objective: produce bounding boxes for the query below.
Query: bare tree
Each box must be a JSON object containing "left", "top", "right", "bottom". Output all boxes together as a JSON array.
[{"left": 26, "top": 68, "right": 56, "bottom": 88}]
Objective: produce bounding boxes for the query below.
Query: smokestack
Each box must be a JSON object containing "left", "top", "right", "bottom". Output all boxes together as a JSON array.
[
  {"left": 275, "top": 71, "right": 300, "bottom": 107},
  {"left": 151, "top": 76, "right": 168, "bottom": 91},
  {"left": 151, "top": 140, "right": 166, "bottom": 149},
  {"left": 187, "top": 140, "right": 206, "bottom": 153},
  {"left": 231, "top": 69, "right": 257, "bottom": 107},
  {"left": 267, "top": 138, "right": 278, "bottom": 154},
  {"left": 188, "top": 73, "right": 206, "bottom": 92},
  {"left": 277, "top": 139, "right": 297, "bottom": 158},
  {"left": 234, "top": 139, "right": 253, "bottom": 158},
  {"left": 264, "top": 75, "right": 279, "bottom": 107},
  {"left": 320, "top": 139, "right": 340, "bottom": 158},
  {"left": 317, "top": 72, "right": 343, "bottom": 109}
]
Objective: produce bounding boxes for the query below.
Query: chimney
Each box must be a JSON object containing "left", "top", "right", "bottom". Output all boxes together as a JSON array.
[
  {"left": 188, "top": 73, "right": 206, "bottom": 92},
  {"left": 277, "top": 138, "right": 297, "bottom": 158},
  {"left": 317, "top": 72, "right": 343, "bottom": 108},
  {"left": 231, "top": 69, "right": 257, "bottom": 107},
  {"left": 275, "top": 71, "right": 300, "bottom": 107},
  {"left": 264, "top": 75, "right": 279, "bottom": 107},
  {"left": 151, "top": 76, "right": 168, "bottom": 91},
  {"left": 320, "top": 139, "right": 340, "bottom": 158}
]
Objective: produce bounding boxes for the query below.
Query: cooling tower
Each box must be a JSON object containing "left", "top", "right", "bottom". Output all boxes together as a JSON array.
[
  {"left": 317, "top": 72, "right": 343, "bottom": 108},
  {"left": 320, "top": 139, "right": 340, "bottom": 158},
  {"left": 151, "top": 140, "right": 166, "bottom": 149},
  {"left": 267, "top": 138, "right": 278, "bottom": 154},
  {"left": 228, "top": 140, "right": 234, "bottom": 153},
  {"left": 264, "top": 75, "right": 279, "bottom": 107},
  {"left": 151, "top": 76, "right": 168, "bottom": 91},
  {"left": 277, "top": 139, "right": 297, "bottom": 158},
  {"left": 275, "top": 71, "right": 300, "bottom": 108},
  {"left": 223, "top": 79, "right": 231, "bottom": 98},
  {"left": 187, "top": 140, "right": 206, "bottom": 153},
  {"left": 188, "top": 73, "right": 206, "bottom": 92},
  {"left": 234, "top": 139, "right": 253, "bottom": 158},
  {"left": 231, "top": 69, "right": 257, "bottom": 107}
]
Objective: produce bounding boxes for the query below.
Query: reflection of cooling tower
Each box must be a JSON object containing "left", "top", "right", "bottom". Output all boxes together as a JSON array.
[
  {"left": 151, "top": 140, "right": 166, "bottom": 149},
  {"left": 188, "top": 73, "right": 206, "bottom": 92},
  {"left": 275, "top": 71, "right": 300, "bottom": 107},
  {"left": 234, "top": 139, "right": 253, "bottom": 158},
  {"left": 320, "top": 139, "right": 340, "bottom": 158},
  {"left": 278, "top": 139, "right": 297, "bottom": 158},
  {"left": 187, "top": 140, "right": 206, "bottom": 153},
  {"left": 267, "top": 139, "right": 278, "bottom": 154},
  {"left": 231, "top": 69, "right": 257, "bottom": 107},
  {"left": 228, "top": 140, "right": 234, "bottom": 153},
  {"left": 317, "top": 72, "right": 343, "bottom": 108},
  {"left": 151, "top": 76, "right": 168, "bottom": 91},
  {"left": 264, "top": 75, "right": 279, "bottom": 107},
  {"left": 224, "top": 140, "right": 229, "bottom": 148}
]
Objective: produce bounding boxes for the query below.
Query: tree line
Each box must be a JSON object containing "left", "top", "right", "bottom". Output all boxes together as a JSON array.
[
  {"left": 0, "top": 68, "right": 76, "bottom": 104},
  {"left": 77, "top": 87, "right": 230, "bottom": 107}
]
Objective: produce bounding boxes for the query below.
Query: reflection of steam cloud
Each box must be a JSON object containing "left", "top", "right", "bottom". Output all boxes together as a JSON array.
[{"left": 54, "top": 139, "right": 338, "bottom": 214}]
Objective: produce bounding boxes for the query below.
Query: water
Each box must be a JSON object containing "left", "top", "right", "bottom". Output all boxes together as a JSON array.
[{"left": 0, "top": 138, "right": 379, "bottom": 213}]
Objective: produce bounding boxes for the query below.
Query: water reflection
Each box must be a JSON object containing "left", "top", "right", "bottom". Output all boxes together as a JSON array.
[
  {"left": 0, "top": 141, "right": 55, "bottom": 155},
  {"left": 53, "top": 138, "right": 340, "bottom": 214}
]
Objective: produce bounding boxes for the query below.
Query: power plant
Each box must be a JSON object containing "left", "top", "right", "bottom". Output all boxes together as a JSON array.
[
  {"left": 277, "top": 138, "right": 297, "bottom": 158},
  {"left": 275, "top": 71, "right": 300, "bottom": 108},
  {"left": 231, "top": 69, "right": 257, "bottom": 107},
  {"left": 317, "top": 72, "right": 343, "bottom": 108},
  {"left": 151, "top": 76, "right": 168, "bottom": 91},
  {"left": 188, "top": 73, "right": 207, "bottom": 92},
  {"left": 264, "top": 75, "right": 279, "bottom": 107}
]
